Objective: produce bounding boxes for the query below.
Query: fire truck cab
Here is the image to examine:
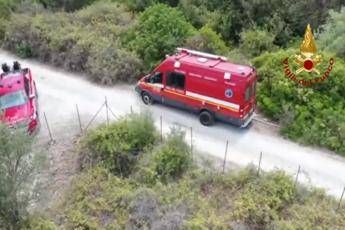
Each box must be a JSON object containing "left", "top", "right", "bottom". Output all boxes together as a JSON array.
[{"left": 135, "top": 48, "right": 256, "bottom": 127}]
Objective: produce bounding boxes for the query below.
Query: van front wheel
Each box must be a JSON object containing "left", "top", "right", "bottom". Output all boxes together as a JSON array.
[
  {"left": 142, "top": 92, "right": 153, "bottom": 105},
  {"left": 199, "top": 111, "right": 214, "bottom": 126}
]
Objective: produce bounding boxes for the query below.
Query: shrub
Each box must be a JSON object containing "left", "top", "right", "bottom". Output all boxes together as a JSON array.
[
  {"left": 0, "top": 125, "right": 35, "bottom": 229},
  {"left": 204, "top": 0, "right": 342, "bottom": 46},
  {"left": 318, "top": 7, "right": 345, "bottom": 58},
  {"left": 63, "top": 166, "right": 134, "bottom": 229},
  {"left": 233, "top": 171, "right": 295, "bottom": 226},
  {"left": 184, "top": 25, "right": 229, "bottom": 55},
  {"left": 154, "top": 128, "right": 192, "bottom": 182},
  {"left": 125, "top": 3, "right": 195, "bottom": 68},
  {"left": 125, "top": 0, "right": 156, "bottom": 12},
  {"left": 240, "top": 27, "right": 277, "bottom": 57},
  {"left": 22, "top": 215, "right": 57, "bottom": 230},
  {"left": 178, "top": 0, "right": 211, "bottom": 28},
  {"left": 253, "top": 49, "right": 345, "bottom": 154},
  {"left": 3, "top": 2, "right": 141, "bottom": 84},
  {"left": 126, "top": 188, "right": 161, "bottom": 229},
  {"left": 86, "top": 44, "right": 144, "bottom": 84},
  {"left": 81, "top": 113, "right": 157, "bottom": 176}
]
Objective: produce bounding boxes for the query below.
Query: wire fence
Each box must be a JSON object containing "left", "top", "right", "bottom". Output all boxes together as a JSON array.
[{"left": 37, "top": 97, "right": 345, "bottom": 211}]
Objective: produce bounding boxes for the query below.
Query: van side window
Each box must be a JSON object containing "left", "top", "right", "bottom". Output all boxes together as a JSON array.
[
  {"left": 166, "top": 72, "right": 185, "bottom": 89},
  {"left": 252, "top": 80, "right": 256, "bottom": 96},
  {"left": 24, "top": 77, "right": 30, "bottom": 96},
  {"left": 149, "top": 72, "right": 163, "bottom": 84},
  {"left": 245, "top": 86, "right": 250, "bottom": 101}
]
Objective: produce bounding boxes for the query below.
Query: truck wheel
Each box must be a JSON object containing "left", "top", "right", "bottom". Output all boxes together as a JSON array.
[
  {"left": 142, "top": 92, "right": 153, "bottom": 105},
  {"left": 199, "top": 111, "right": 214, "bottom": 126}
]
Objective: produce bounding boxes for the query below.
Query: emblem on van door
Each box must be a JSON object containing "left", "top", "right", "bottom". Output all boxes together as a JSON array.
[{"left": 225, "top": 89, "right": 233, "bottom": 98}]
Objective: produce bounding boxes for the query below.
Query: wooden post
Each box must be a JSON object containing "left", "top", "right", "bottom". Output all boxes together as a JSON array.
[
  {"left": 337, "top": 186, "right": 345, "bottom": 210},
  {"left": 190, "top": 127, "right": 193, "bottom": 158},
  {"left": 222, "top": 140, "right": 229, "bottom": 173},
  {"left": 105, "top": 97, "right": 109, "bottom": 126},
  {"left": 76, "top": 104, "right": 83, "bottom": 133},
  {"left": 257, "top": 152, "right": 263, "bottom": 176},
  {"left": 294, "top": 165, "right": 301, "bottom": 188},
  {"left": 43, "top": 112, "right": 53, "bottom": 143},
  {"left": 160, "top": 115, "right": 163, "bottom": 142}
]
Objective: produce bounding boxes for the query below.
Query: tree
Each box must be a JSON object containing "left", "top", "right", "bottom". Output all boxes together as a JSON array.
[
  {"left": 318, "top": 7, "right": 345, "bottom": 58},
  {"left": 206, "top": 0, "right": 343, "bottom": 46},
  {"left": 185, "top": 25, "right": 229, "bottom": 55},
  {"left": 240, "top": 27, "right": 277, "bottom": 57},
  {"left": 0, "top": 125, "right": 35, "bottom": 229},
  {"left": 126, "top": 3, "right": 195, "bottom": 68}
]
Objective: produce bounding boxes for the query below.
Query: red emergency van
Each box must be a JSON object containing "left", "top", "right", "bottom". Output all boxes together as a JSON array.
[{"left": 135, "top": 48, "right": 256, "bottom": 127}]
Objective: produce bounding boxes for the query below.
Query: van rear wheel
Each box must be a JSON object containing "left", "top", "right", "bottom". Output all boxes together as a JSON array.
[
  {"left": 142, "top": 92, "right": 153, "bottom": 105},
  {"left": 199, "top": 111, "right": 214, "bottom": 126}
]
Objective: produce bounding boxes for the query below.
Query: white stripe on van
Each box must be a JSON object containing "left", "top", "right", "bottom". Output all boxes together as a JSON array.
[{"left": 186, "top": 91, "right": 240, "bottom": 110}]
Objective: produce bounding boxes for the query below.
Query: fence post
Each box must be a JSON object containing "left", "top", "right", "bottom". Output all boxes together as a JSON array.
[
  {"left": 190, "top": 127, "right": 193, "bottom": 158},
  {"left": 337, "top": 186, "right": 345, "bottom": 210},
  {"left": 294, "top": 165, "right": 301, "bottom": 188},
  {"left": 257, "top": 152, "right": 263, "bottom": 176},
  {"left": 43, "top": 112, "right": 54, "bottom": 143},
  {"left": 160, "top": 115, "right": 163, "bottom": 143},
  {"left": 222, "top": 140, "right": 229, "bottom": 173},
  {"left": 105, "top": 97, "right": 109, "bottom": 126},
  {"left": 130, "top": 105, "right": 133, "bottom": 114},
  {"left": 76, "top": 104, "right": 83, "bottom": 134}
]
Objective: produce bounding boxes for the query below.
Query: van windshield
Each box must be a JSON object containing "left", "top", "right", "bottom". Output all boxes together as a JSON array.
[{"left": 0, "top": 90, "right": 28, "bottom": 110}]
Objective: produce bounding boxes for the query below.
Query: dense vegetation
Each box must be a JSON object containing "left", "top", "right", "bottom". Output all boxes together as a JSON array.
[
  {"left": 0, "top": 1, "right": 344, "bottom": 153},
  {"left": 0, "top": 125, "right": 41, "bottom": 229},
  {"left": 26, "top": 113, "right": 345, "bottom": 229}
]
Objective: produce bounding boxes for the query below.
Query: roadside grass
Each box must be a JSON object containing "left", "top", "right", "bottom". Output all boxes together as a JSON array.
[{"left": 26, "top": 112, "right": 345, "bottom": 229}]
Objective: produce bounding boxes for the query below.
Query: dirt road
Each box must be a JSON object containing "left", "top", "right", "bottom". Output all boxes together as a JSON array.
[{"left": 1, "top": 50, "right": 344, "bottom": 197}]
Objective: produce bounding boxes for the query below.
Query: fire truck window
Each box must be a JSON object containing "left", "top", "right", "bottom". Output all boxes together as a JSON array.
[
  {"left": 252, "top": 81, "right": 256, "bottom": 96},
  {"left": 24, "top": 77, "right": 30, "bottom": 96},
  {"left": 149, "top": 72, "right": 162, "bottom": 84},
  {"left": 245, "top": 86, "right": 251, "bottom": 101},
  {"left": 167, "top": 72, "right": 185, "bottom": 89}
]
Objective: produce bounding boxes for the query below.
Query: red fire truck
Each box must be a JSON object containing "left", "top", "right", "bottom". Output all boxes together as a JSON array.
[
  {"left": 0, "top": 62, "right": 39, "bottom": 133},
  {"left": 135, "top": 48, "right": 256, "bottom": 127}
]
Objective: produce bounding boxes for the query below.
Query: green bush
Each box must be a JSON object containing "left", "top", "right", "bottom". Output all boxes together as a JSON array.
[
  {"left": 63, "top": 166, "right": 134, "bottom": 229},
  {"left": 0, "top": 125, "right": 35, "bottom": 229},
  {"left": 125, "top": 3, "right": 195, "bottom": 68},
  {"left": 22, "top": 215, "right": 57, "bottom": 230},
  {"left": 253, "top": 49, "right": 345, "bottom": 154},
  {"left": 233, "top": 171, "right": 295, "bottom": 225},
  {"left": 86, "top": 44, "right": 144, "bottom": 84},
  {"left": 203, "top": 0, "right": 342, "bottom": 46},
  {"left": 184, "top": 25, "right": 230, "bottom": 55},
  {"left": 178, "top": 0, "right": 211, "bottom": 28},
  {"left": 124, "top": 0, "right": 156, "bottom": 11},
  {"left": 3, "top": 2, "right": 143, "bottom": 84},
  {"left": 240, "top": 27, "right": 277, "bottom": 57},
  {"left": 318, "top": 7, "right": 345, "bottom": 58},
  {"left": 154, "top": 128, "right": 192, "bottom": 182},
  {"left": 81, "top": 113, "right": 157, "bottom": 176}
]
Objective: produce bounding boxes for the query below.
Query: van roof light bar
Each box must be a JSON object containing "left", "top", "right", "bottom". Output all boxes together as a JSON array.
[{"left": 176, "top": 48, "right": 228, "bottom": 61}]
